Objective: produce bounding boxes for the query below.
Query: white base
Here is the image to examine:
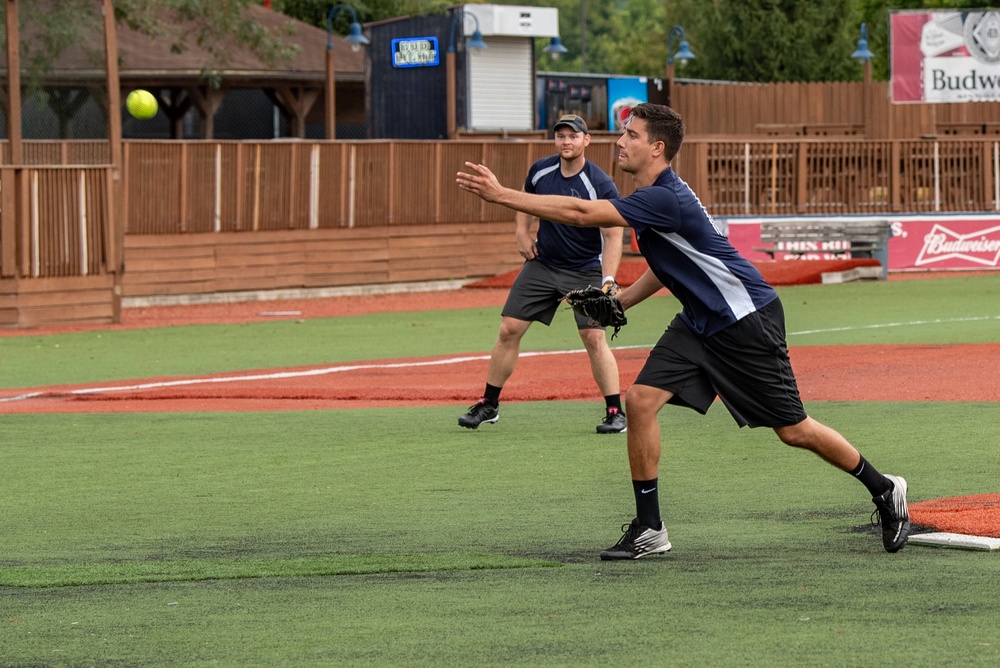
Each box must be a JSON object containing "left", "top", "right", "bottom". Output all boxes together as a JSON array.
[
  {"left": 908, "top": 532, "right": 1000, "bottom": 551},
  {"left": 821, "top": 266, "right": 884, "bottom": 284}
]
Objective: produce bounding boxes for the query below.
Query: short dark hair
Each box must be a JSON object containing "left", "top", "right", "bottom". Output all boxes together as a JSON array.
[{"left": 628, "top": 103, "right": 684, "bottom": 161}]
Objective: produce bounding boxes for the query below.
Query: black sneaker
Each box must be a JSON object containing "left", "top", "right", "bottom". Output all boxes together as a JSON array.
[
  {"left": 458, "top": 399, "right": 499, "bottom": 429},
  {"left": 599, "top": 518, "right": 671, "bottom": 560},
  {"left": 596, "top": 407, "right": 627, "bottom": 434},
  {"left": 871, "top": 474, "right": 910, "bottom": 553}
]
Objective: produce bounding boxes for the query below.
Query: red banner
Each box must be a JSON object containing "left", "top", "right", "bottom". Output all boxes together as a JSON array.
[
  {"left": 727, "top": 216, "right": 1000, "bottom": 272},
  {"left": 893, "top": 217, "right": 1000, "bottom": 269}
]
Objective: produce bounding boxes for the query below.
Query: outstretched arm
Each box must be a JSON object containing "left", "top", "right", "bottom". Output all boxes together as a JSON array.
[{"left": 457, "top": 162, "right": 628, "bottom": 229}]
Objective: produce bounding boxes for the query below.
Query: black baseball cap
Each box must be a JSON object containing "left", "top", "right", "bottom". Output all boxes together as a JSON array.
[{"left": 552, "top": 114, "right": 588, "bottom": 134}]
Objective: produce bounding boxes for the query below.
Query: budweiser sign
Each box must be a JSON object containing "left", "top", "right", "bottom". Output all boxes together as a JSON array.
[{"left": 915, "top": 223, "right": 1000, "bottom": 267}]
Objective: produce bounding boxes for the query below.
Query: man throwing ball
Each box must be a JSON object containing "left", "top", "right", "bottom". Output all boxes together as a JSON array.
[{"left": 457, "top": 103, "right": 910, "bottom": 558}]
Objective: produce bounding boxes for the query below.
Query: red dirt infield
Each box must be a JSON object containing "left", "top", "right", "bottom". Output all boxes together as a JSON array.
[
  {"left": 2, "top": 262, "right": 998, "bottom": 539},
  {"left": 909, "top": 495, "right": 1000, "bottom": 539}
]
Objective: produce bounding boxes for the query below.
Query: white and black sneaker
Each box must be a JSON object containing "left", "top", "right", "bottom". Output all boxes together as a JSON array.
[
  {"left": 871, "top": 474, "right": 910, "bottom": 553},
  {"left": 596, "top": 408, "right": 627, "bottom": 434},
  {"left": 458, "top": 399, "right": 499, "bottom": 429},
  {"left": 599, "top": 518, "right": 672, "bottom": 560}
]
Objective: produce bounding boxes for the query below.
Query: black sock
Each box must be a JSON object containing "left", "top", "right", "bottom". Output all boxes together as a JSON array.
[
  {"left": 632, "top": 478, "right": 661, "bottom": 528},
  {"left": 604, "top": 394, "right": 622, "bottom": 413},
  {"left": 850, "top": 455, "right": 891, "bottom": 497},
  {"left": 483, "top": 383, "right": 502, "bottom": 407}
]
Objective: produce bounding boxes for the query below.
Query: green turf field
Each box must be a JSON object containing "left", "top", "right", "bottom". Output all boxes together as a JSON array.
[{"left": 3, "top": 275, "right": 1000, "bottom": 666}]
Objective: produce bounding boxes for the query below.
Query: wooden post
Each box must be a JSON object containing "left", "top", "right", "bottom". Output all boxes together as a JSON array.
[
  {"left": 179, "top": 142, "right": 188, "bottom": 231},
  {"left": 5, "top": 0, "right": 22, "bottom": 168},
  {"left": 387, "top": 142, "right": 395, "bottom": 223},
  {"left": 325, "top": 46, "right": 336, "bottom": 139},
  {"left": 433, "top": 143, "right": 441, "bottom": 222},
  {"left": 446, "top": 50, "right": 457, "bottom": 139},
  {"left": 862, "top": 61, "right": 872, "bottom": 139},
  {"left": 770, "top": 142, "right": 778, "bottom": 215},
  {"left": 796, "top": 141, "right": 809, "bottom": 212},
  {"left": 2, "top": 1, "right": 20, "bottom": 277},
  {"left": 890, "top": 140, "right": 901, "bottom": 212}
]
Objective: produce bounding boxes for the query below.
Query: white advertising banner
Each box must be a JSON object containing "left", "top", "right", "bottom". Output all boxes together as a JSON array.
[{"left": 891, "top": 10, "right": 1000, "bottom": 103}]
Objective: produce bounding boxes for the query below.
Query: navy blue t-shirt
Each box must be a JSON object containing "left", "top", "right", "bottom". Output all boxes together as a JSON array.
[
  {"left": 610, "top": 168, "right": 777, "bottom": 337},
  {"left": 524, "top": 155, "right": 620, "bottom": 272}
]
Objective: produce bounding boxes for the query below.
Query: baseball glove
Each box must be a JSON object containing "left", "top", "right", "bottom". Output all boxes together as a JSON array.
[{"left": 564, "top": 285, "right": 628, "bottom": 339}]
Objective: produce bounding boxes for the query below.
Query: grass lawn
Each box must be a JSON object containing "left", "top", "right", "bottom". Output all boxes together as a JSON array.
[
  {"left": 3, "top": 403, "right": 999, "bottom": 666},
  {"left": 2, "top": 275, "right": 999, "bottom": 665}
]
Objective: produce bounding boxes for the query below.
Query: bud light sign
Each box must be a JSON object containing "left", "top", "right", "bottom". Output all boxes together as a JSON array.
[{"left": 392, "top": 37, "right": 440, "bottom": 68}]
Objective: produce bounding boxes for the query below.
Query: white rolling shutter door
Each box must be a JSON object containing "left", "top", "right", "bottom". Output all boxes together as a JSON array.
[{"left": 467, "top": 37, "right": 533, "bottom": 131}]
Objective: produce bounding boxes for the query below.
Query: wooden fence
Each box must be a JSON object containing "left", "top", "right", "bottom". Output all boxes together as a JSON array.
[
  {"left": 114, "top": 137, "right": 999, "bottom": 235},
  {"left": 5, "top": 135, "right": 1000, "bottom": 244},
  {"left": 682, "top": 138, "right": 999, "bottom": 217},
  {"left": 7, "top": 137, "right": 1000, "bottom": 233},
  {"left": 5, "top": 75, "right": 1000, "bottom": 327},
  {"left": 672, "top": 80, "right": 1000, "bottom": 141},
  {"left": 2, "top": 135, "right": 999, "bottom": 326},
  {"left": 0, "top": 163, "right": 119, "bottom": 327}
]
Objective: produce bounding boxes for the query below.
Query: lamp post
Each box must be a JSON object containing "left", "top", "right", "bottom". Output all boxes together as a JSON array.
[
  {"left": 665, "top": 25, "right": 695, "bottom": 107},
  {"left": 851, "top": 22, "right": 874, "bottom": 84},
  {"left": 852, "top": 22, "right": 874, "bottom": 137},
  {"left": 543, "top": 36, "right": 569, "bottom": 60},
  {"left": 445, "top": 8, "right": 487, "bottom": 139},
  {"left": 326, "top": 3, "right": 369, "bottom": 140}
]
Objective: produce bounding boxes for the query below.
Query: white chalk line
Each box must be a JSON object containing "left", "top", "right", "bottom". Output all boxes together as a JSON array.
[
  {"left": 1, "top": 316, "right": 996, "bottom": 404},
  {"left": 788, "top": 315, "right": 1000, "bottom": 336},
  {"left": 0, "top": 350, "right": 584, "bottom": 403}
]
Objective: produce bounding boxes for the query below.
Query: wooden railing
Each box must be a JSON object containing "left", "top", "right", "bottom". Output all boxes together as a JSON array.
[
  {"left": 681, "top": 138, "right": 999, "bottom": 217},
  {"left": 4, "top": 137, "right": 999, "bottom": 248},
  {"left": 120, "top": 140, "right": 588, "bottom": 233},
  {"left": 119, "top": 137, "right": 999, "bottom": 234},
  {"left": 0, "top": 164, "right": 114, "bottom": 280}
]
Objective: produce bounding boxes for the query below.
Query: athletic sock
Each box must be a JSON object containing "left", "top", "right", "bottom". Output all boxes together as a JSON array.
[
  {"left": 604, "top": 394, "right": 622, "bottom": 413},
  {"left": 632, "top": 478, "right": 661, "bottom": 529},
  {"left": 483, "top": 383, "right": 502, "bottom": 408},
  {"left": 850, "top": 455, "right": 892, "bottom": 497}
]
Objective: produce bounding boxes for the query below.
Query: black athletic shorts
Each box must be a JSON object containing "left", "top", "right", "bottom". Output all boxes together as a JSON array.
[
  {"left": 502, "top": 259, "right": 604, "bottom": 329},
  {"left": 634, "top": 298, "right": 807, "bottom": 428}
]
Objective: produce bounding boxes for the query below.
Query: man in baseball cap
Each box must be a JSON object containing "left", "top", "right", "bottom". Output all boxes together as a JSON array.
[
  {"left": 458, "top": 109, "right": 626, "bottom": 435},
  {"left": 553, "top": 113, "right": 588, "bottom": 134}
]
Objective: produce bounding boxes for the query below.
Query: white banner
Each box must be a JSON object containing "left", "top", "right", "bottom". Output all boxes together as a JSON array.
[{"left": 892, "top": 10, "right": 1000, "bottom": 104}]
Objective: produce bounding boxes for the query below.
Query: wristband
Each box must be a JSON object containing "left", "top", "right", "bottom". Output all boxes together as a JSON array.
[{"left": 602, "top": 275, "right": 615, "bottom": 286}]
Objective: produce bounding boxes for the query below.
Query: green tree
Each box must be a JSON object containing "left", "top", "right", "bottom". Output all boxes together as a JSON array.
[
  {"left": 669, "top": 0, "right": 859, "bottom": 82},
  {"left": 606, "top": 0, "right": 668, "bottom": 75},
  {"left": 273, "top": 0, "right": 452, "bottom": 32},
  {"left": 577, "top": 0, "right": 666, "bottom": 75},
  {"left": 490, "top": 0, "right": 666, "bottom": 75},
  {"left": 114, "top": 0, "right": 301, "bottom": 75},
  {"left": 1, "top": 0, "right": 302, "bottom": 91},
  {"left": 274, "top": 0, "right": 1000, "bottom": 83}
]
